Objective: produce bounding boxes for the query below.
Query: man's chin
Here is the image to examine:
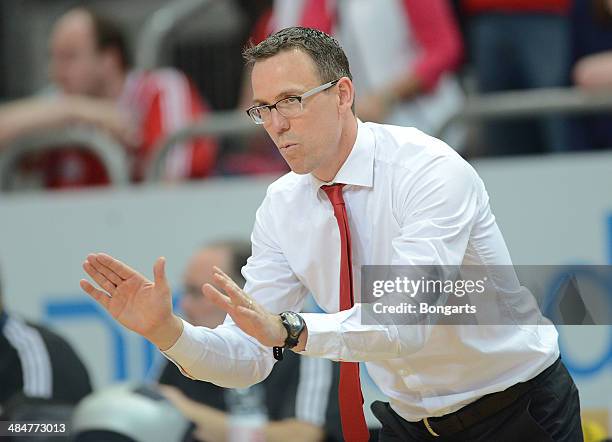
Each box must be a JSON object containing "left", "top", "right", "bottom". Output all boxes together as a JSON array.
[
  {"left": 289, "top": 168, "right": 310, "bottom": 175},
  {"left": 286, "top": 161, "right": 312, "bottom": 175}
]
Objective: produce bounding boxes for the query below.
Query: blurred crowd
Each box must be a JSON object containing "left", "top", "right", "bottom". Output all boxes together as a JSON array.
[{"left": 1, "top": 0, "right": 612, "bottom": 191}]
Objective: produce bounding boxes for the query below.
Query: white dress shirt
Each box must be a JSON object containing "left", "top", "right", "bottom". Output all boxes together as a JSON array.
[{"left": 163, "top": 121, "right": 559, "bottom": 421}]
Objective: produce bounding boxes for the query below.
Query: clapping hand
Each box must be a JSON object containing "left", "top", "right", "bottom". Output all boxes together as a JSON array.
[
  {"left": 80, "top": 254, "right": 289, "bottom": 350},
  {"left": 80, "top": 253, "right": 183, "bottom": 350},
  {"left": 203, "top": 267, "right": 287, "bottom": 348}
]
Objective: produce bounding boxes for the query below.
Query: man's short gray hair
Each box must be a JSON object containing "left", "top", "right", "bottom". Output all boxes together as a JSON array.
[{"left": 243, "top": 26, "right": 352, "bottom": 84}]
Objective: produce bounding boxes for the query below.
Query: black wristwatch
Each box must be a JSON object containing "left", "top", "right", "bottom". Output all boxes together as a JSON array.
[{"left": 273, "top": 311, "right": 306, "bottom": 361}]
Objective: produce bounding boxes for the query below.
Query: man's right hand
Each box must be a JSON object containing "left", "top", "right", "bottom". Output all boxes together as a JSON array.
[{"left": 79, "top": 253, "right": 183, "bottom": 350}]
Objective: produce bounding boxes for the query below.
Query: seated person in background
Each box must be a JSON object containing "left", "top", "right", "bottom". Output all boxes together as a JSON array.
[
  {"left": 574, "top": 51, "right": 612, "bottom": 88},
  {"left": 461, "top": 0, "right": 572, "bottom": 154},
  {"left": 571, "top": 0, "right": 612, "bottom": 150},
  {"left": 72, "top": 383, "right": 193, "bottom": 442},
  {"left": 3, "top": 7, "right": 217, "bottom": 189},
  {"left": 572, "top": 0, "right": 612, "bottom": 90},
  {"left": 157, "top": 240, "right": 342, "bottom": 442},
  {"left": 0, "top": 267, "right": 92, "bottom": 415}
]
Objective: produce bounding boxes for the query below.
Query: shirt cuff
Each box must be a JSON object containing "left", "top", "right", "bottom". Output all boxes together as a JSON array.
[
  {"left": 160, "top": 318, "right": 202, "bottom": 379},
  {"left": 299, "top": 310, "right": 353, "bottom": 360}
]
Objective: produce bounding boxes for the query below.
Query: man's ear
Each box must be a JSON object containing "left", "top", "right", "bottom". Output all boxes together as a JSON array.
[{"left": 337, "top": 77, "right": 354, "bottom": 114}]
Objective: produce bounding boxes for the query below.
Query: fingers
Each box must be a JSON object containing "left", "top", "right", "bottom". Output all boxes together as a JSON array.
[
  {"left": 202, "top": 283, "right": 259, "bottom": 318},
  {"left": 203, "top": 284, "right": 264, "bottom": 331},
  {"left": 213, "top": 266, "right": 241, "bottom": 290},
  {"left": 87, "top": 255, "right": 123, "bottom": 286},
  {"left": 95, "top": 253, "right": 138, "bottom": 280},
  {"left": 80, "top": 279, "right": 110, "bottom": 309},
  {"left": 202, "top": 283, "right": 234, "bottom": 312},
  {"left": 212, "top": 266, "right": 251, "bottom": 307},
  {"left": 153, "top": 257, "right": 168, "bottom": 291},
  {"left": 83, "top": 261, "right": 117, "bottom": 296},
  {"left": 235, "top": 305, "right": 261, "bottom": 321}
]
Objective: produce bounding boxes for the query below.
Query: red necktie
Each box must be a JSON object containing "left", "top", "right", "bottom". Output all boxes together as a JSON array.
[{"left": 322, "top": 184, "right": 370, "bottom": 442}]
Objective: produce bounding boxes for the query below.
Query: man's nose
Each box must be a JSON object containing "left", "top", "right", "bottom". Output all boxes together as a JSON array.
[{"left": 268, "top": 108, "right": 290, "bottom": 133}]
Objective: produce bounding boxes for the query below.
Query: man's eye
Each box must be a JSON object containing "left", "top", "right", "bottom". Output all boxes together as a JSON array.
[{"left": 284, "top": 97, "right": 299, "bottom": 104}]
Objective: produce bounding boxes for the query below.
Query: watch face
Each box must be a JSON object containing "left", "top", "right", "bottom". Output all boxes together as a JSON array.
[
  {"left": 286, "top": 314, "right": 300, "bottom": 328},
  {"left": 281, "top": 312, "right": 304, "bottom": 348}
]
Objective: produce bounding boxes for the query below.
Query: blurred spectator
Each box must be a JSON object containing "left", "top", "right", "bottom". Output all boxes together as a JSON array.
[
  {"left": 165, "top": 0, "right": 289, "bottom": 177},
  {"left": 0, "top": 267, "right": 92, "bottom": 415},
  {"left": 244, "top": 0, "right": 465, "bottom": 147},
  {"left": 2, "top": 7, "right": 218, "bottom": 189},
  {"left": 157, "top": 240, "right": 342, "bottom": 442},
  {"left": 72, "top": 383, "right": 193, "bottom": 442},
  {"left": 571, "top": 0, "right": 612, "bottom": 150},
  {"left": 463, "top": 0, "right": 572, "bottom": 154},
  {"left": 574, "top": 51, "right": 612, "bottom": 88},
  {"left": 173, "top": 0, "right": 273, "bottom": 112}
]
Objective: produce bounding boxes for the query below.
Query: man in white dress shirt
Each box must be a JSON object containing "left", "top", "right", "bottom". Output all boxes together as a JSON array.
[{"left": 80, "top": 27, "right": 582, "bottom": 441}]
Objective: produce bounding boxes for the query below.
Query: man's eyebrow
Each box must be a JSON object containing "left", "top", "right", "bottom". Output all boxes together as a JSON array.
[{"left": 253, "top": 88, "right": 305, "bottom": 105}]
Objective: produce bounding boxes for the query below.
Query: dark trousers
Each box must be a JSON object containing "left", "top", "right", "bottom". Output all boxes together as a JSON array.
[{"left": 373, "top": 359, "right": 583, "bottom": 442}]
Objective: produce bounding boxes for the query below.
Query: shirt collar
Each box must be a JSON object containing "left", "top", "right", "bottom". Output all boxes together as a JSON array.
[{"left": 309, "top": 120, "right": 375, "bottom": 192}]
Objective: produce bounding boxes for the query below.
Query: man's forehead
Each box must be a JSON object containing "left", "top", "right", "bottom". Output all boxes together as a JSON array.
[
  {"left": 251, "top": 50, "right": 320, "bottom": 102},
  {"left": 253, "top": 48, "right": 317, "bottom": 73}
]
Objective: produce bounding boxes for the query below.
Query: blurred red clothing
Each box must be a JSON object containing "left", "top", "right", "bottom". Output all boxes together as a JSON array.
[
  {"left": 463, "top": 0, "right": 570, "bottom": 15},
  {"left": 251, "top": 0, "right": 463, "bottom": 93},
  {"left": 36, "top": 69, "right": 218, "bottom": 189}
]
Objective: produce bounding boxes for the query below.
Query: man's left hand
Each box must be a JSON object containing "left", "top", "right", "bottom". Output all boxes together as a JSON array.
[{"left": 203, "top": 267, "right": 288, "bottom": 348}]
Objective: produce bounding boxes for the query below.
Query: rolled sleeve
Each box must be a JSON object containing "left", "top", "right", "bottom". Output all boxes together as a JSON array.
[
  {"left": 160, "top": 319, "right": 275, "bottom": 388},
  {"left": 161, "top": 319, "right": 204, "bottom": 379}
]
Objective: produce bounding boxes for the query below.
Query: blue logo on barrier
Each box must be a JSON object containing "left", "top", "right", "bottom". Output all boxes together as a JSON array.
[
  {"left": 544, "top": 214, "right": 612, "bottom": 377},
  {"left": 544, "top": 268, "right": 612, "bottom": 376}
]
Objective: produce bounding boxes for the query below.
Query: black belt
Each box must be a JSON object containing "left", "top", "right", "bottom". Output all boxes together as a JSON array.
[{"left": 420, "top": 358, "right": 561, "bottom": 437}]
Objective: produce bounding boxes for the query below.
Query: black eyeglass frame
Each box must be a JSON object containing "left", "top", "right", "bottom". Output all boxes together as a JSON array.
[{"left": 246, "top": 79, "right": 341, "bottom": 124}]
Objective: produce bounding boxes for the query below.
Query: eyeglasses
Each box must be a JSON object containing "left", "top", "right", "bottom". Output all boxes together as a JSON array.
[{"left": 246, "top": 79, "right": 340, "bottom": 125}]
